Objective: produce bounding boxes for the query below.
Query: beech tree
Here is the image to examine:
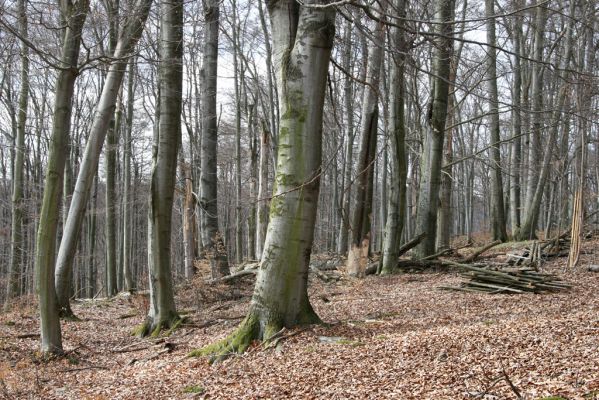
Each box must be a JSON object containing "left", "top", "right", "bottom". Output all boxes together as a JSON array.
[
  {"left": 192, "top": 0, "right": 335, "bottom": 358},
  {"left": 36, "top": 0, "right": 90, "bottom": 354}
]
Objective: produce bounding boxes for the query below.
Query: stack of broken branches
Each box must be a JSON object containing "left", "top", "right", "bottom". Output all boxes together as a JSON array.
[{"left": 439, "top": 264, "right": 571, "bottom": 294}]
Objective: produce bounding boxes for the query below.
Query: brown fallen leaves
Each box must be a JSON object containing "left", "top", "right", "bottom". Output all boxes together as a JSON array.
[{"left": 0, "top": 243, "right": 598, "bottom": 399}]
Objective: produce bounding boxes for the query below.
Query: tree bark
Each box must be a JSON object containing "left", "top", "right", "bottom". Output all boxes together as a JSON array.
[
  {"left": 54, "top": 0, "right": 153, "bottom": 316},
  {"left": 485, "top": 0, "right": 508, "bottom": 242},
  {"left": 380, "top": 0, "right": 407, "bottom": 275},
  {"left": 413, "top": 0, "right": 455, "bottom": 258},
  {"left": 36, "top": 0, "right": 90, "bottom": 354},
  {"left": 200, "top": 0, "right": 230, "bottom": 278},
  {"left": 347, "top": 14, "right": 386, "bottom": 277},
  {"left": 6, "top": 0, "right": 29, "bottom": 301},
  {"left": 192, "top": 0, "right": 335, "bottom": 357}
]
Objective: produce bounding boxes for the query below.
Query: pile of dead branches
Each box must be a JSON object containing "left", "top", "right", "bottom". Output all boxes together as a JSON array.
[{"left": 440, "top": 264, "right": 571, "bottom": 294}]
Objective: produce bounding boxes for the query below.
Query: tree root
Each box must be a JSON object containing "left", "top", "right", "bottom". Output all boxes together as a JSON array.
[
  {"left": 133, "top": 314, "right": 185, "bottom": 338},
  {"left": 190, "top": 307, "right": 320, "bottom": 363}
]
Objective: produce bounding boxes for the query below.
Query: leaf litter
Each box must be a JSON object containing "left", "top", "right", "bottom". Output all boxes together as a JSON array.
[{"left": 0, "top": 240, "right": 598, "bottom": 399}]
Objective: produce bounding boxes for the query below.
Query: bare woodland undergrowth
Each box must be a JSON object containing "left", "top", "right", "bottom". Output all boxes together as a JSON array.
[{"left": 1, "top": 238, "right": 598, "bottom": 399}]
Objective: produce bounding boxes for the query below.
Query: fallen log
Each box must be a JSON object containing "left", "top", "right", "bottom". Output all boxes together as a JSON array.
[
  {"left": 462, "top": 240, "right": 502, "bottom": 263},
  {"left": 206, "top": 269, "right": 257, "bottom": 284}
]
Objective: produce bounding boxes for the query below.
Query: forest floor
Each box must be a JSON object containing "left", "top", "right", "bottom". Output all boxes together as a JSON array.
[{"left": 1, "top": 239, "right": 599, "bottom": 399}]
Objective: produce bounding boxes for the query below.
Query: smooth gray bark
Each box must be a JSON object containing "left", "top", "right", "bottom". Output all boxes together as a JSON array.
[
  {"left": 195, "top": 0, "right": 335, "bottom": 355},
  {"left": 54, "top": 0, "right": 153, "bottom": 316},
  {"left": 36, "top": 0, "right": 89, "bottom": 354},
  {"left": 142, "top": 0, "right": 183, "bottom": 334}
]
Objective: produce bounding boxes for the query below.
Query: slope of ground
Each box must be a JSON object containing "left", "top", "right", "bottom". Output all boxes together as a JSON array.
[{"left": 1, "top": 241, "right": 598, "bottom": 399}]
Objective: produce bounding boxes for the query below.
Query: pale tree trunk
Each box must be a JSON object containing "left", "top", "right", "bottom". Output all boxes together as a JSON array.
[
  {"left": 122, "top": 58, "right": 135, "bottom": 291},
  {"left": 347, "top": 15, "right": 386, "bottom": 277},
  {"left": 138, "top": 0, "right": 183, "bottom": 336},
  {"left": 6, "top": 0, "right": 29, "bottom": 301},
  {"left": 380, "top": 0, "right": 407, "bottom": 275},
  {"left": 255, "top": 120, "right": 269, "bottom": 259},
  {"left": 337, "top": 18, "right": 354, "bottom": 255},
  {"left": 200, "top": 0, "right": 230, "bottom": 278},
  {"left": 36, "top": 0, "right": 90, "bottom": 354},
  {"left": 181, "top": 159, "right": 197, "bottom": 279},
  {"left": 192, "top": 0, "right": 335, "bottom": 358},
  {"left": 517, "top": 2, "right": 574, "bottom": 241},
  {"left": 485, "top": 0, "right": 508, "bottom": 242},
  {"left": 54, "top": 0, "right": 153, "bottom": 316},
  {"left": 247, "top": 102, "right": 257, "bottom": 260},
  {"left": 413, "top": 0, "right": 455, "bottom": 258},
  {"left": 257, "top": 0, "right": 278, "bottom": 154}
]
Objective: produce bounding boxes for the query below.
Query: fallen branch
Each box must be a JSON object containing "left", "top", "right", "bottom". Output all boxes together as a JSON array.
[
  {"left": 206, "top": 269, "right": 256, "bottom": 284},
  {"left": 60, "top": 365, "right": 108, "bottom": 373},
  {"left": 463, "top": 240, "right": 502, "bottom": 263}
]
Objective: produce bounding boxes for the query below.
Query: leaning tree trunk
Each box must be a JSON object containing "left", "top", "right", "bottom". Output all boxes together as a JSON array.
[
  {"left": 192, "top": 0, "right": 335, "bottom": 358},
  {"left": 36, "top": 0, "right": 90, "bottom": 354},
  {"left": 137, "top": 0, "right": 183, "bottom": 336},
  {"left": 6, "top": 0, "right": 29, "bottom": 302},
  {"left": 200, "top": 0, "right": 230, "bottom": 278},
  {"left": 485, "top": 0, "right": 508, "bottom": 242},
  {"left": 413, "top": 0, "right": 455, "bottom": 258},
  {"left": 347, "top": 14, "right": 386, "bottom": 277},
  {"left": 53, "top": 0, "right": 153, "bottom": 317},
  {"left": 380, "top": 0, "right": 408, "bottom": 275}
]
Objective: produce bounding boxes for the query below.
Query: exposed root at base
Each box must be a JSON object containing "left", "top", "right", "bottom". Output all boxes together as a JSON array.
[
  {"left": 132, "top": 314, "right": 185, "bottom": 338},
  {"left": 190, "top": 307, "right": 321, "bottom": 363}
]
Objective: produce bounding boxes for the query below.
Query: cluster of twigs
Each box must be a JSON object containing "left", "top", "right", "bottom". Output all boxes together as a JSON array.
[{"left": 440, "top": 264, "right": 571, "bottom": 294}]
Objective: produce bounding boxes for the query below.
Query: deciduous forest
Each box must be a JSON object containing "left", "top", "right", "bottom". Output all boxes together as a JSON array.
[{"left": 0, "top": 0, "right": 598, "bottom": 398}]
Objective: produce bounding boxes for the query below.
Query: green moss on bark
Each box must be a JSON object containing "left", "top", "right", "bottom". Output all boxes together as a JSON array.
[{"left": 132, "top": 313, "right": 183, "bottom": 338}]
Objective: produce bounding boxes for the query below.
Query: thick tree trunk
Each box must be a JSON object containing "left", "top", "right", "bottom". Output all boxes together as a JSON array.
[
  {"left": 347, "top": 15, "right": 386, "bottom": 277},
  {"left": 53, "top": 0, "right": 153, "bottom": 316},
  {"left": 193, "top": 0, "right": 335, "bottom": 358},
  {"left": 36, "top": 0, "right": 90, "bottom": 354},
  {"left": 200, "top": 0, "right": 230, "bottom": 278},
  {"left": 380, "top": 0, "right": 407, "bottom": 275},
  {"left": 6, "top": 0, "right": 29, "bottom": 301},
  {"left": 413, "top": 0, "right": 455, "bottom": 258},
  {"left": 485, "top": 0, "right": 508, "bottom": 242}
]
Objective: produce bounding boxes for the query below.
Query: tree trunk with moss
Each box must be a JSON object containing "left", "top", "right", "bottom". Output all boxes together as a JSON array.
[
  {"left": 36, "top": 0, "right": 90, "bottom": 354},
  {"left": 53, "top": 0, "right": 153, "bottom": 317},
  {"left": 200, "top": 0, "right": 230, "bottom": 278},
  {"left": 192, "top": 0, "right": 335, "bottom": 358},
  {"left": 138, "top": 0, "right": 183, "bottom": 336}
]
